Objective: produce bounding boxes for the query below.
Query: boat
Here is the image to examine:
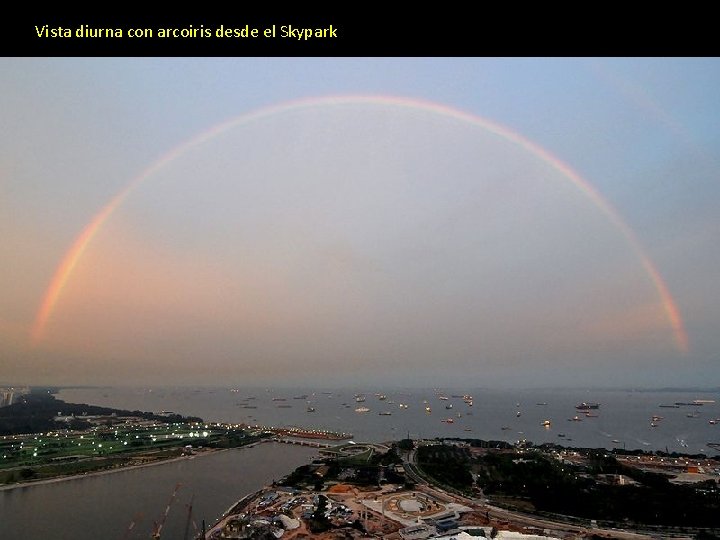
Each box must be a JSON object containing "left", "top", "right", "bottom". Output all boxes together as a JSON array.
[
  {"left": 501, "top": 426, "right": 511, "bottom": 430},
  {"left": 272, "top": 397, "right": 287, "bottom": 401},
  {"left": 438, "top": 396, "right": 449, "bottom": 401},
  {"left": 306, "top": 406, "right": 315, "bottom": 413},
  {"left": 575, "top": 402, "right": 600, "bottom": 410},
  {"left": 425, "top": 406, "right": 432, "bottom": 413},
  {"left": 651, "top": 415, "right": 664, "bottom": 422},
  {"left": 611, "top": 439, "right": 620, "bottom": 443},
  {"left": 709, "top": 419, "right": 718, "bottom": 425},
  {"left": 568, "top": 416, "right": 582, "bottom": 422},
  {"left": 378, "top": 411, "right": 392, "bottom": 416},
  {"left": 355, "top": 396, "right": 366, "bottom": 403},
  {"left": 294, "top": 395, "right": 309, "bottom": 400},
  {"left": 542, "top": 420, "right": 551, "bottom": 427},
  {"left": 536, "top": 402, "right": 548, "bottom": 406},
  {"left": 442, "top": 418, "right": 454, "bottom": 423},
  {"left": 558, "top": 433, "right": 565, "bottom": 438},
  {"left": 659, "top": 404, "right": 680, "bottom": 408},
  {"left": 584, "top": 412, "right": 598, "bottom": 418},
  {"left": 355, "top": 407, "right": 370, "bottom": 413},
  {"left": 445, "top": 404, "right": 453, "bottom": 409},
  {"left": 277, "top": 404, "right": 292, "bottom": 408},
  {"left": 650, "top": 422, "right": 658, "bottom": 427},
  {"left": 399, "top": 403, "right": 409, "bottom": 409},
  {"left": 516, "top": 411, "right": 521, "bottom": 417}
]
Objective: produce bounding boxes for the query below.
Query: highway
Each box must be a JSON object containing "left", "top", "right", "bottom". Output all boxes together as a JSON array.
[{"left": 399, "top": 442, "right": 690, "bottom": 540}]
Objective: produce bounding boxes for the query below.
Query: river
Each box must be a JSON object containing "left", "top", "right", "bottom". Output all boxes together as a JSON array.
[{"left": 0, "top": 443, "right": 318, "bottom": 539}]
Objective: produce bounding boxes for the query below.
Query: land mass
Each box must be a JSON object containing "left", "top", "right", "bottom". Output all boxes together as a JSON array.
[
  {"left": 2, "top": 394, "right": 719, "bottom": 538},
  {"left": 208, "top": 438, "right": 720, "bottom": 539},
  {"left": 0, "top": 391, "right": 262, "bottom": 486}
]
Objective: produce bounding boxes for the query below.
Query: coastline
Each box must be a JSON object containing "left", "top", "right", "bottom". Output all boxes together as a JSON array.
[
  {"left": 0, "top": 440, "right": 323, "bottom": 540},
  {"left": 0, "top": 445, "right": 243, "bottom": 492}
]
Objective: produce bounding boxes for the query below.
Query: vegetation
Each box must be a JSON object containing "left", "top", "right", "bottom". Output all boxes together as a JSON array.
[
  {"left": 474, "top": 448, "right": 720, "bottom": 527},
  {"left": 416, "top": 443, "right": 473, "bottom": 491},
  {"left": 279, "top": 445, "right": 407, "bottom": 491},
  {"left": 397, "top": 438, "right": 414, "bottom": 451},
  {"left": 0, "top": 392, "right": 202, "bottom": 435},
  {"left": 279, "top": 464, "right": 313, "bottom": 487},
  {"left": 0, "top": 394, "right": 265, "bottom": 486}
]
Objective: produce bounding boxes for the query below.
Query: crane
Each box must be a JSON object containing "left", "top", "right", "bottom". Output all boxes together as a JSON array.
[{"left": 151, "top": 483, "right": 182, "bottom": 539}]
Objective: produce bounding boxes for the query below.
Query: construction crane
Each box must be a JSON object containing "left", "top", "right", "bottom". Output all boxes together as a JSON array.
[
  {"left": 151, "top": 483, "right": 182, "bottom": 539},
  {"left": 183, "top": 493, "right": 202, "bottom": 540}
]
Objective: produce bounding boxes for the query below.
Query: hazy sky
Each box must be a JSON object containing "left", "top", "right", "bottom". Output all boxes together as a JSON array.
[{"left": 2, "top": 58, "right": 719, "bottom": 388}]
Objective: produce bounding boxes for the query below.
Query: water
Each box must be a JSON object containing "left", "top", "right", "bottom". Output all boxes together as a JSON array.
[
  {"left": 56, "top": 386, "right": 720, "bottom": 455},
  {"left": 0, "top": 443, "right": 318, "bottom": 539},
  {"left": 3, "top": 386, "right": 718, "bottom": 538}
]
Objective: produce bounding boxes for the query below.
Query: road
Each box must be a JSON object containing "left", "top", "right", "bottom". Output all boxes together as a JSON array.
[{"left": 400, "top": 443, "right": 676, "bottom": 539}]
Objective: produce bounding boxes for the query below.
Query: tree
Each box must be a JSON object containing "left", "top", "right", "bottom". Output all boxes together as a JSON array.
[{"left": 398, "top": 439, "right": 414, "bottom": 451}]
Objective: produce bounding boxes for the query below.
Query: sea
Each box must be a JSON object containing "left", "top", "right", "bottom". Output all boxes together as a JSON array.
[
  {"left": 55, "top": 386, "right": 720, "bottom": 454},
  {"left": 1, "top": 386, "right": 718, "bottom": 539}
]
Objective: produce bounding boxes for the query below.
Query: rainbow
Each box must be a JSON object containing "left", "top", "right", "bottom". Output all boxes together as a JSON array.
[{"left": 30, "top": 95, "right": 689, "bottom": 354}]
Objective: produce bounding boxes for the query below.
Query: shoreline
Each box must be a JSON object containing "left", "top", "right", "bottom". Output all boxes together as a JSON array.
[{"left": 0, "top": 445, "right": 251, "bottom": 492}]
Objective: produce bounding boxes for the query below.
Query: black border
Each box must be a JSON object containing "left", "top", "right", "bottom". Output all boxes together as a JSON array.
[{"left": 4, "top": 7, "right": 718, "bottom": 57}]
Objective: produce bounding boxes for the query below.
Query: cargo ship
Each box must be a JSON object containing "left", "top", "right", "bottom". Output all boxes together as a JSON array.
[{"left": 575, "top": 402, "right": 600, "bottom": 410}]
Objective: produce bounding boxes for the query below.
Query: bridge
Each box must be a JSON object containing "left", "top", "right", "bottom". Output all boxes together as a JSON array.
[{"left": 264, "top": 437, "right": 337, "bottom": 449}]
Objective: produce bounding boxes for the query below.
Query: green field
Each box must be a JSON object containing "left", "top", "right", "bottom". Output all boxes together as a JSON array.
[{"left": 0, "top": 422, "right": 262, "bottom": 485}]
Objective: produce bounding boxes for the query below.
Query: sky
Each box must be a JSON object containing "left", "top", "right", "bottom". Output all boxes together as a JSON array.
[{"left": 1, "top": 57, "right": 719, "bottom": 389}]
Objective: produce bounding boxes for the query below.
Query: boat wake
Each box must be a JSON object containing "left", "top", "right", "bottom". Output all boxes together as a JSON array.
[{"left": 631, "top": 436, "right": 651, "bottom": 446}]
